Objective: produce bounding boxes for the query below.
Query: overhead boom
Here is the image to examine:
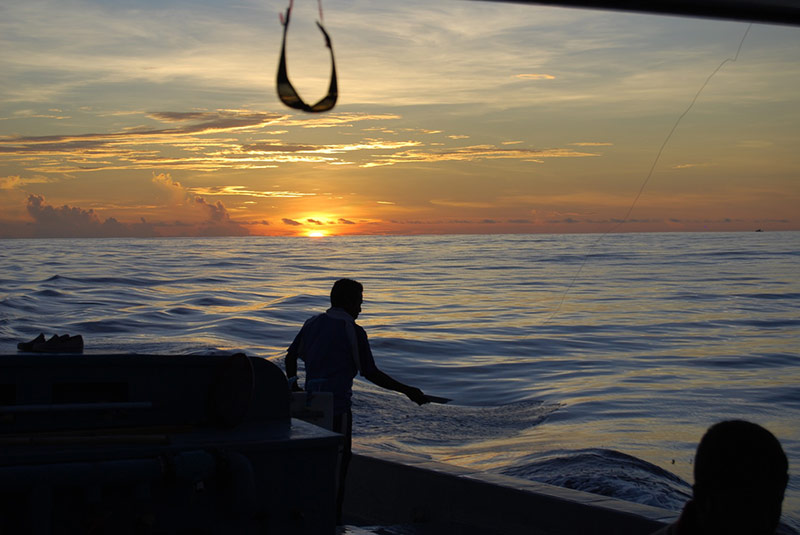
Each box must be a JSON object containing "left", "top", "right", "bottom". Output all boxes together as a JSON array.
[{"left": 477, "top": 0, "right": 800, "bottom": 26}]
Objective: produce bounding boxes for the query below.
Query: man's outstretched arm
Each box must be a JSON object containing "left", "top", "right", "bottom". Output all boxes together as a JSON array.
[{"left": 363, "top": 368, "right": 429, "bottom": 405}]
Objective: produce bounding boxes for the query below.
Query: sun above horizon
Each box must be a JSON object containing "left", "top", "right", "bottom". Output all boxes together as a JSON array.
[{"left": 306, "top": 230, "right": 327, "bottom": 238}]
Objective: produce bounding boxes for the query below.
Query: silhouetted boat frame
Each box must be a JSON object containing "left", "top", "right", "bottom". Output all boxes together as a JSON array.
[
  {"left": 0, "top": 353, "right": 341, "bottom": 534},
  {"left": 1, "top": 352, "right": 677, "bottom": 534}
]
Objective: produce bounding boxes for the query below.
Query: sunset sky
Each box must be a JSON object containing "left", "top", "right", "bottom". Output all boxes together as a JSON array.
[{"left": 2, "top": 0, "right": 799, "bottom": 238}]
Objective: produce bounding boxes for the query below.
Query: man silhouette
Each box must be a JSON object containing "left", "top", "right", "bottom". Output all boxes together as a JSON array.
[
  {"left": 285, "top": 278, "right": 429, "bottom": 524},
  {"left": 652, "top": 420, "right": 789, "bottom": 535}
]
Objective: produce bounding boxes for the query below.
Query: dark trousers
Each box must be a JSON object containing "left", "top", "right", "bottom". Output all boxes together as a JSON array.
[{"left": 332, "top": 410, "right": 352, "bottom": 524}]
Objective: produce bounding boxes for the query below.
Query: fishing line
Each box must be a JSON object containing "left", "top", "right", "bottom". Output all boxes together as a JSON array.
[{"left": 539, "top": 23, "right": 753, "bottom": 325}]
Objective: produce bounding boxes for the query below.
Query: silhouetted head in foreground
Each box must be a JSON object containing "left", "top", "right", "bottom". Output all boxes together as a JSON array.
[
  {"left": 691, "top": 420, "right": 788, "bottom": 534},
  {"left": 330, "top": 278, "right": 363, "bottom": 320}
]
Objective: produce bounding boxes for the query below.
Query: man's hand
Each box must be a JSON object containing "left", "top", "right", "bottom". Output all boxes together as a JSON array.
[
  {"left": 288, "top": 376, "right": 303, "bottom": 392},
  {"left": 364, "top": 368, "right": 430, "bottom": 406},
  {"left": 405, "top": 386, "right": 430, "bottom": 406}
]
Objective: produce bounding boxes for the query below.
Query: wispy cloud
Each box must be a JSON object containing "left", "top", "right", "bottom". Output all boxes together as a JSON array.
[
  {"left": 188, "top": 185, "right": 315, "bottom": 199},
  {"left": 0, "top": 175, "right": 57, "bottom": 189},
  {"left": 1, "top": 109, "right": 282, "bottom": 152},
  {"left": 283, "top": 113, "right": 402, "bottom": 129},
  {"left": 240, "top": 139, "right": 420, "bottom": 155},
  {"left": 569, "top": 142, "right": 614, "bottom": 146},
  {"left": 671, "top": 162, "right": 710, "bottom": 169},
  {"left": 736, "top": 140, "right": 775, "bottom": 149},
  {"left": 0, "top": 110, "right": 415, "bottom": 173},
  {"left": 0, "top": 109, "right": 70, "bottom": 121},
  {"left": 362, "top": 145, "right": 598, "bottom": 167},
  {"left": 514, "top": 73, "right": 556, "bottom": 80},
  {"left": 430, "top": 199, "right": 496, "bottom": 209}
]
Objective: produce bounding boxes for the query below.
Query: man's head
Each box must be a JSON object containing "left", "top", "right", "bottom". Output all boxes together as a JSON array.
[
  {"left": 330, "top": 278, "right": 363, "bottom": 319},
  {"left": 692, "top": 420, "right": 788, "bottom": 534}
]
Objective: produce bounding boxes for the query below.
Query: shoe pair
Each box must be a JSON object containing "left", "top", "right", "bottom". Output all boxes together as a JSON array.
[{"left": 17, "top": 333, "right": 84, "bottom": 353}]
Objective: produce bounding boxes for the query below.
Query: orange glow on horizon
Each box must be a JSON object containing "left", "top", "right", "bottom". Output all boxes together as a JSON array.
[{"left": 306, "top": 230, "right": 328, "bottom": 238}]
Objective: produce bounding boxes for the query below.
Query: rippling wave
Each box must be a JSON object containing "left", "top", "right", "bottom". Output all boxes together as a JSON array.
[
  {"left": 501, "top": 448, "right": 692, "bottom": 510},
  {"left": 1, "top": 232, "right": 798, "bottom": 529}
]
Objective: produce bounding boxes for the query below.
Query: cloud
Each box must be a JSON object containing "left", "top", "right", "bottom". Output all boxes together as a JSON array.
[
  {"left": 188, "top": 185, "right": 315, "bottom": 199},
  {"left": 195, "top": 197, "right": 226, "bottom": 222},
  {"left": 24, "top": 194, "right": 157, "bottom": 238},
  {"left": 190, "top": 197, "right": 248, "bottom": 236},
  {"left": 150, "top": 173, "right": 248, "bottom": 236},
  {"left": 282, "top": 113, "right": 402, "bottom": 129},
  {"left": 4, "top": 110, "right": 283, "bottom": 147},
  {"left": 363, "top": 145, "right": 598, "bottom": 167},
  {"left": 240, "top": 139, "right": 420, "bottom": 156},
  {"left": 307, "top": 218, "right": 324, "bottom": 225},
  {"left": 0, "top": 111, "right": 412, "bottom": 174},
  {"left": 1, "top": 109, "right": 70, "bottom": 120},
  {"left": 7, "top": 105, "right": 605, "bottom": 174},
  {"left": 147, "top": 111, "right": 220, "bottom": 123},
  {"left": 282, "top": 218, "right": 302, "bottom": 226},
  {"left": 430, "top": 199, "right": 495, "bottom": 209},
  {"left": 736, "top": 140, "right": 774, "bottom": 149},
  {"left": 671, "top": 162, "right": 713, "bottom": 170},
  {"left": 338, "top": 218, "right": 355, "bottom": 225},
  {"left": 514, "top": 73, "right": 556, "bottom": 80},
  {"left": 0, "top": 175, "right": 56, "bottom": 189},
  {"left": 0, "top": 109, "right": 287, "bottom": 173},
  {"left": 15, "top": 173, "right": 251, "bottom": 238},
  {"left": 569, "top": 142, "right": 614, "bottom": 146},
  {"left": 152, "top": 172, "right": 192, "bottom": 205}
]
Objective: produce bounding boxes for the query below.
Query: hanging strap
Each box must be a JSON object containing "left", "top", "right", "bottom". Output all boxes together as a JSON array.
[{"left": 277, "top": 0, "right": 338, "bottom": 113}]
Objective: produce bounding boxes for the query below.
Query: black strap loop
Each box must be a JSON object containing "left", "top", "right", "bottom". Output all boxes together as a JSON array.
[{"left": 276, "top": 2, "right": 338, "bottom": 113}]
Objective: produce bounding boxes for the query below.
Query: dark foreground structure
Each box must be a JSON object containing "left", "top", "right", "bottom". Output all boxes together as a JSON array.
[
  {"left": 0, "top": 352, "right": 681, "bottom": 534},
  {"left": 478, "top": 0, "right": 800, "bottom": 26},
  {"left": 0, "top": 354, "right": 340, "bottom": 534},
  {"left": 344, "top": 445, "right": 677, "bottom": 534}
]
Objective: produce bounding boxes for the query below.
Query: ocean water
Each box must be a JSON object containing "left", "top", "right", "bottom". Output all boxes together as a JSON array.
[{"left": 1, "top": 232, "right": 798, "bottom": 530}]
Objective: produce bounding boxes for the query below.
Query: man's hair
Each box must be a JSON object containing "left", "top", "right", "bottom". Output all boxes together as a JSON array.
[
  {"left": 330, "top": 278, "right": 363, "bottom": 308},
  {"left": 694, "top": 419, "right": 788, "bottom": 494}
]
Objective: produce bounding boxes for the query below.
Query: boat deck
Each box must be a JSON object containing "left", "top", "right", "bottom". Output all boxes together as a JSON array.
[
  {"left": 339, "top": 523, "right": 499, "bottom": 535},
  {"left": 342, "top": 445, "right": 677, "bottom": 535},
  {"left": 339, "top": 525, "right": 433, "bottom": 535}
]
